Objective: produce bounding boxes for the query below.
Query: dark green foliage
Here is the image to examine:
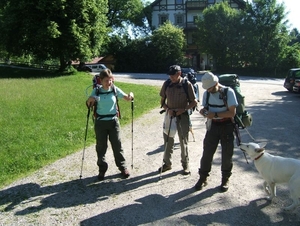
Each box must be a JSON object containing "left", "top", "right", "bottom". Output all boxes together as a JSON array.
[
  {"left": 111, "top": 21, "right": 185, "bottom": 73},
  {"left": 0, "top": 0, "right": 109, "bottom": 70},
  {"left": 195, "top": 0, "right": 300, "bottom": 74}
]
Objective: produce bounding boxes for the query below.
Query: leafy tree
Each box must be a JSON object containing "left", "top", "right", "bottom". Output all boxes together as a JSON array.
[
  {"left": 289, "top": 28, "right": 300, "bottom": 46},
  {"left": 107, "top": 0, "right": 151, "bottom": 38},
  {"left": 194, "top": 0, "right": 293, "bottom": 73},
  {"left": 113, "top": 37, "right": 151, "bottom": 72},
  {"left": 107, "top": 0, "right": 143, "bottom": 28},
  {"left": 195, "top": 2, "right": 243, "bottom": 70},
  {"left": 0, "top": 0, "right": 109, "bottom": 70},
  {"left": 107, "top": 21, "right": 185, "bottom": 73},
  {"left": 151, "top": 21, "right": 185, "bottom": 71},
  {"left": 241, "top": 0, "right": 290, "bottom": 71}
]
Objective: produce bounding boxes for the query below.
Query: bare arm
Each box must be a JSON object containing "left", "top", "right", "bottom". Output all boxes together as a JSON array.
[
  {"left": 203, "top": 105, "right": 236, "bottom": 119},
  {"left": 123, "top": 92, "right": 134, "bottom": 101}
]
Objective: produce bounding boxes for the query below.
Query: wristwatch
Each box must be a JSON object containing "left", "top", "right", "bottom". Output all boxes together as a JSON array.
[{"left": 214, "top": 112, "right": 218, "bottom": 118}]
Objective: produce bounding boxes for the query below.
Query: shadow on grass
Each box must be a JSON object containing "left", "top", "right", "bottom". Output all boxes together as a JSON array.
[{"left": 0, "top": 65, "right": 76, "bottom": 79}]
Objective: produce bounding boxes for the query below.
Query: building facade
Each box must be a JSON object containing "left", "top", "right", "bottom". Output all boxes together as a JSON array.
[{"left": 151, "top": 0, "right": 245, "bottom": 70}]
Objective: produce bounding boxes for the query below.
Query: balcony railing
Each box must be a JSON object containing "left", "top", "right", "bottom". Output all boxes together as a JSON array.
[
  {"left": 186, "top": 1, "right": 207, "bottom": 9},
  {"left": 186, "top": 22, "right": 197, "bottom": 28}
]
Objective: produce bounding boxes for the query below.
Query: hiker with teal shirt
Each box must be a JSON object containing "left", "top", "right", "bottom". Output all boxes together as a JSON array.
[{"left": 86, "top": 69, "right": 134, "bottom": 181}]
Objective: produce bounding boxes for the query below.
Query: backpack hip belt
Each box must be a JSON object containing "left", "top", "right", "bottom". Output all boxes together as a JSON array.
[
  {"left": 212, "top": 118, "right": 232, "bottom": 123},
  {"left": 96, "top": 113, "right": 118, "bottom": 120}
]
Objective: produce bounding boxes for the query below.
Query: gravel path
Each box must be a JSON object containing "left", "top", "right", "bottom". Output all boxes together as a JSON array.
[{"left": 1, "top": 75, "right": 300, "bottom": 225}]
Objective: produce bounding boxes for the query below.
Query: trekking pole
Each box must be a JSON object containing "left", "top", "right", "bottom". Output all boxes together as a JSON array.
[
  {"left": 233, "top": 122, "right": 249, "bottom": 164},
  {"left": 130, "top": 92, "right": 134, "bottom": 169},
  {"left": 80, "top": 107, "right": 91, "bottom": 179},
  {"left": 160, "top": 114, "right": 173, "bottom": 179}
]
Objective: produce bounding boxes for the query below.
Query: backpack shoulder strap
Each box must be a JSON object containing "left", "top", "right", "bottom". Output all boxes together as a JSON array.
[
  {"left": 164, "top": 79, "right": 171, "bottom": 91},
  {"left": 95, "top": 85, "right": 101, "bottom": 96},
  {"left": 206, "top": 87, "right": 228, "bottom": 109},
  {"left": 205, "top": 92, "right": 210, "bottom": 109},
  {"left": 112, "top": 84, "right": 121, "bottom": 119},
  {"left": 161, "top": 79, "right": 171, "bottom": 107},
  {"left": 95, "top": 84, "right": 121, "bottom": 119},
  {"left": 162, "top": 78, "right": 190, "bottom": 107},
  {"left": 111, "top": 84, "right": 117, "bottom": 97},
  {"left": 182, "top": 78, "right": 190, "bottom": 102},
  {"left": 95, "top": 85, "right": 117, "bottom": 96},
  {"left": 219, "top": 87, "right": 229, "bottom": 109}
]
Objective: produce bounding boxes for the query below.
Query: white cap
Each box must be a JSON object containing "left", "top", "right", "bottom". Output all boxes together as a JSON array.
[{"left": 201, "top": 72, "right": 219, "bottom": 89}]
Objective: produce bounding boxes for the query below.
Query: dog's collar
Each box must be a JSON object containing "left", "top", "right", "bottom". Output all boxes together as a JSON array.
[{"left": 254, "top": 153, "right": 264, "bottom": 160}]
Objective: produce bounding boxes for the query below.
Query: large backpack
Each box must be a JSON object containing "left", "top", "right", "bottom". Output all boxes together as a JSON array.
[
  {"left": 219, "top": 74, "right": 252, "bottom": 128},
  {"left": 164, "top": 78, "right": 197, "bottom": 114},
  {"left": 181, "top": 72, "right": 200, "bottom": 102},
  {"left": 92, "top": 74, "right": 115, "bottom": 88},
  {"left": 206, "top": 74, "right": 252, "bottom": 128}
]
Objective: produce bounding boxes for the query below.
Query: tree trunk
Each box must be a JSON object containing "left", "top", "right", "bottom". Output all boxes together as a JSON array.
[{"left": 59, "top": 57, "right": 67, "bottom": 71}]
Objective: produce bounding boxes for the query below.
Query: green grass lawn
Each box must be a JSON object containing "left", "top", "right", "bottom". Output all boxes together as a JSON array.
[{"left": 0, "top": 67, "right": 160, "bottom": 188}]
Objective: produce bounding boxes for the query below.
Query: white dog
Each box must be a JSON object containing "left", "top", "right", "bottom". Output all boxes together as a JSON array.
[{"left": 239, "top": 142, "right": 300, "bottom": 211}]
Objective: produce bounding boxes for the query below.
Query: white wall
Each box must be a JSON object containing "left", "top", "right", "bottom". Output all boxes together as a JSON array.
[{"left": 152, "top": 0, "right": 185, "bottom": 29}]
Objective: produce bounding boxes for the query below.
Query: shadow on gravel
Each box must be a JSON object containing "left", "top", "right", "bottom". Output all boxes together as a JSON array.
[
  {"left": 1, "top": 170, "right": 182, "bottom": 215},
  {"left": 79, "top": 187, "right": 221, "bottom": 225},
  {"left": 2, "top": 79, "right": 300, "bottom": 225},
  {"left": 3, "top": 170, "right": 296, "bottom": 226},
  {"left": 79, "top": 189, "right": 298, "bottom": 226},
  {"left": 147, "top": 143, "right": 182, "bottom": 156},
  {"left": 146, "top": 144, "right": 164, "bottom": 155},
  {"left": 237, "top": 89, "right": 300, "bottom": 159},
  {"left": 181, "top": 198, "right": 298, "bottom": 226}
]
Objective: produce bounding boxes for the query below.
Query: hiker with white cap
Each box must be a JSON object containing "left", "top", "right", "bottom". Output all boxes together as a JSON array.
[{"left": 195, "top": 72, "right": 238, "bottom": 192}]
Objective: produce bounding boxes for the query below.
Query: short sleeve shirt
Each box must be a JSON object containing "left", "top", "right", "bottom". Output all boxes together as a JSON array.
[
  {"left": 160, "top": 78, "right": 196, "bottom": 109},
  {"left": 91, "top": 85, "right": 126, "bottom": 120},
  {"left": 202, "top": 86, "right": 238, "bottom": 114}
]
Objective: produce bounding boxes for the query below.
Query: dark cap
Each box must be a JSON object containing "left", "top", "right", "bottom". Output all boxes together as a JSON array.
[{"left": 167, "top": 65, "right": 181, "bottom": 75}]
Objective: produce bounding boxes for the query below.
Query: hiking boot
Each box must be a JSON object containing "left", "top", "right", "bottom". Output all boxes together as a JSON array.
[
  {"left": 195, "top": 177, "right": 207, "bottom": 191},
  {"left": 98, "top": 171, "right": 106, "bottom": 181},
  {"left": 158, "top": 164, "right": 172, "bottom": 173},
  {"left": 182, "top": 166, "right": 191, "bottom": 175},
  {"left": 97, "top": 163, "right": 108, "bottom": 181},
  {"left": 121, "top": 169, "right": 130, "bottom": 178},
  {"left": 220, "top": 177, "right": 229, "bottom": 192}
]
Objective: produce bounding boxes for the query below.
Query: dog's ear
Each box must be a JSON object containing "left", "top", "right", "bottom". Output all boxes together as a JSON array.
[
  {"left": 255, "top": 147, "right": 265, "bottom": 153},
  {"left": 258, "top": 142, "right": 267, "bottom": 149}
]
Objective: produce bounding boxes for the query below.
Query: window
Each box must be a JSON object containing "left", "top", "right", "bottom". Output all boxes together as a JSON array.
[
  {"left": 175, "top": 15, "right": 184, "bottom": 25},
  {"left": 208, "top": 0, "right": 215, "bottom": 4},
  {"left": 193, "top": 16, "right": 198, "bottom": 23},
  {"left": 295, "top": 70, "right": 300, "bottom": 79},
  {"left": 187, "top": 33, "right": 193, "bottom": 44},
  {"left": 176, "top": 0, "right": 183, "bottom": 4},
  {"left": 159, "top": 15, "right": 168, "bottom": 25}
]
